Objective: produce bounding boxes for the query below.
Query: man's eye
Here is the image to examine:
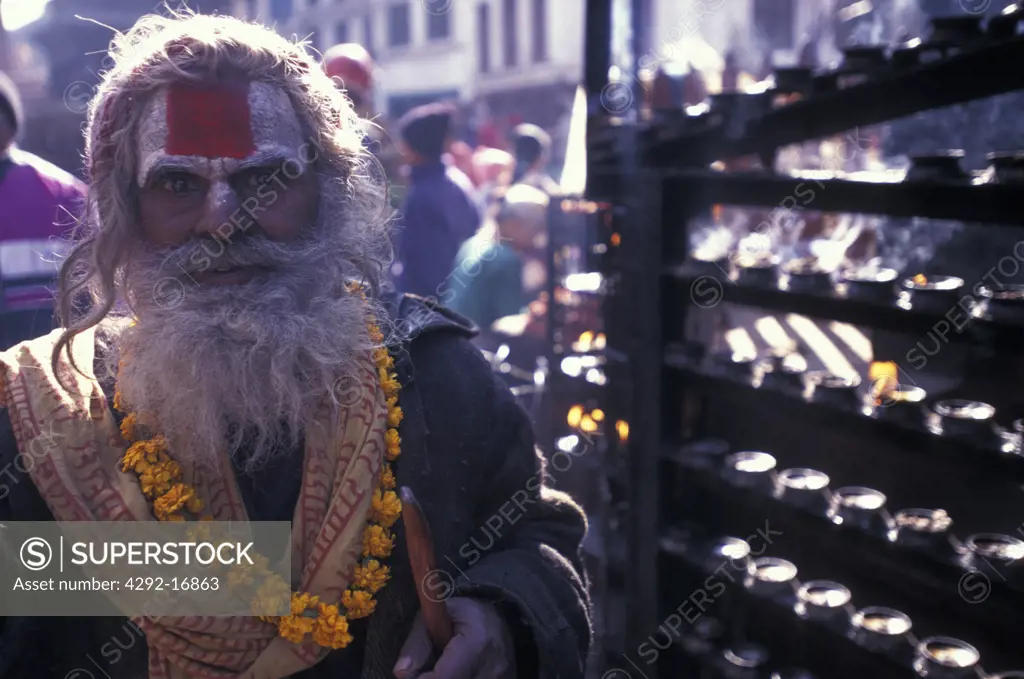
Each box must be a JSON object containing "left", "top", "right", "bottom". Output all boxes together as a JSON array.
[
  {"left": 160, "top": 173, "right": 197, "bottom": 194},
  {"left": 245, "top": 168, "right": 276, "bottom": 188}
]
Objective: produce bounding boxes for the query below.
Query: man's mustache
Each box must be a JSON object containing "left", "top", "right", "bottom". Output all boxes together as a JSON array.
[{"left": 145, "top": 234, "right": 324, "bottom": 278}]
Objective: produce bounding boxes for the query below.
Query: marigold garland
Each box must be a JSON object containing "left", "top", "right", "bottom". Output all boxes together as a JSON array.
[{"left": 114, "top": 285, "right": 403, "bottom": 650}]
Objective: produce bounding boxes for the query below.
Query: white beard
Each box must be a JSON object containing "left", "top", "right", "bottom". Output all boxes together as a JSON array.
[{"left": 106, "top": 195, "right": 381, "bottom": 472}]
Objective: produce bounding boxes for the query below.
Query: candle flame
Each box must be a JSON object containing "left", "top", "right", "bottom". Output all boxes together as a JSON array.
[
  {"left": 913, "top": 274, "right": 928, "bottom": 286},
  {"left": 616, "top": 420, "right": 629, "bottom": 442},
  {"left": 567, "top": 405, "right": 584, "bottom": 428},
  {"left": 869, "top": 361, "right": 899, "bottom": 405}
]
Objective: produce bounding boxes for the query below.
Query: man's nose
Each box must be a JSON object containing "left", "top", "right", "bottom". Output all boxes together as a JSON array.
[{"left": 195, "top": 180, "right": 241, "bottom": 239}]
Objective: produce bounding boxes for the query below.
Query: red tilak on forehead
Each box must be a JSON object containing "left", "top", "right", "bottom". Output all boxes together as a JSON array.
[{"left": 165, "top": 82, "right": 255, "bottom": 159}]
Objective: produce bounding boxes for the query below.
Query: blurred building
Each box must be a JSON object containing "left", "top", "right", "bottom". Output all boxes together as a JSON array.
[
  {"left": 647, "top": 0, "right": 836, "bottom": 77},
  {"left": 231, "top": 0, "right": 582, "bottom": 159}
]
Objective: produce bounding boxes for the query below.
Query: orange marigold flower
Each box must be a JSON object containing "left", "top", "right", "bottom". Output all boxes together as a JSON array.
[
  {"left": 362, "top": 525, "right": 394, "bottom": 558},
  {"left": 139, "top": 459, "right": 181, "bottom": 497},
  {"left": 379, "top": 465, "right": 396, "bottom": 490},
  {"left": 142, "top": 436, "right": 168, "bottom": 463},
  {"left": 290, "top": 591, "right": 320, "bottom": 615},
  {"left": 312, "top": 603, "right": 354, "bottom": 648},
  {"left": 387, "top": 405, "right": 403, "bottom": 428},
  {"left": 252, "top": 578, "right": 293, "bottom": 618},
  {"left": 341, "top": 588, "right": 377, "bottom": 619},
  {"left": 381, "top": 376, "right": 400, "bottom": 398},
  {"left": 250, "top": 553, "right": 271, "bottom": 572},
  {"left": 227, "top": 567, "right": 254, "bottom": 589},
  {"left": 121, "top": 444, "right": 146, "bottom": 472},
  {"left": 370, "top": 489, "right": 402, "bottom": 528},
  {"left": 153, "top": 483, "right": 195, "bottom": 519},
  {"left": 353, "top": 559, "right": 390, "bottom": 594},
  {"left": 278, "top": 614, "right": 315, "bottom": 644},
  {"left": 384, "top": 430, "right": 401, "bottom": 461},
  {"left": 120, "top": 413, "right": 138, "bottom": 441}
]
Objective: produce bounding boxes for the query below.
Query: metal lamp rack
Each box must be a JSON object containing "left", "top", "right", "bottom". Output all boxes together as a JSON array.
[{"left": 586, "top": 6, "right": 1024, "bottom": 679}]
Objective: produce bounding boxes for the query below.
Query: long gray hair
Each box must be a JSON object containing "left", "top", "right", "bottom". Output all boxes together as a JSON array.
[
  {"left": 52, "top": 12, "right": 395, "bottom": 469},
  {"left": 54, "top": 11, "right": 393, "bottom": 380}
]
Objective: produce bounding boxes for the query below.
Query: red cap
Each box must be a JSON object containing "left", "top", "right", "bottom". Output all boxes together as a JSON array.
[{"left": 323, "top": 43, "right": 374, "bottom": 93}]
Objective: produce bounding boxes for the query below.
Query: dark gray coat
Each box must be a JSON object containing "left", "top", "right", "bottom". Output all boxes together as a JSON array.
[{"left": 0, "top": 294, "right": 591, "bottom": 678}]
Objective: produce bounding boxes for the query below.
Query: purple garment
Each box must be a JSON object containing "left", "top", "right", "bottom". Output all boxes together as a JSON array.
[
  {"left": 395, "top": 160, "right": 482, "bottom": 299},
  {"left": 0, "top": 148, "right": 85, "bottom": 309}
]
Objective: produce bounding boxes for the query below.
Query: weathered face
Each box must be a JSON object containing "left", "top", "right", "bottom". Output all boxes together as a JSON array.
[{"left": 135, "top": 79, "right": 319, "bottom": 284}]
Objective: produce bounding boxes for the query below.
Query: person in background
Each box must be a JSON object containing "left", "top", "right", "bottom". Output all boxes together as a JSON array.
[
  {"left": 473, "top": 146, "right": 515, "bottom": 208},
  {"left": 0, "top": 71, "right": 86, "bottom": 350},
  {"left": 447, "top": 138, "right": 477, "bottom": 184},
  {"left": 322, "top": 43, "right": 404, "bottom": 208},
  {"left": 448, "top": 184, "right": 549, "bottom": 330},
  {"left": 509, "top": 123, "right": 562, "bottom": 196},
  {"left": 393, "top": 102, "right": 481, "bottom": 298}
]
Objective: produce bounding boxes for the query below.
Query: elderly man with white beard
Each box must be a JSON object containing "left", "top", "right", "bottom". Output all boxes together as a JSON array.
[{"left": 0, "top": 13, "right": 590, "bottom": 679}]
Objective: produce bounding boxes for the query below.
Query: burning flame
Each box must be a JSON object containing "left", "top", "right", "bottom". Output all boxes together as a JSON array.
[
  {"left": 616, "top": 420, "right": 629, "bottom": 442},
  {"left": 575, "top": 331, "right": 594, "bottom": 352},
  {"left": 579, "top": 415, "right": 598, "bottom": 433},
  {"left": 567, "top": 405, "right": 584, "bottom": 428},
  {"left": 869, "top": 361, "right": 899, "bottom": 405},
  {"left": 591, "top": 409, "right": 605, "bottom": 422},
  {"left": 610, "top": 232, "right": 621, "bottom": 247},
  {"left": 913, "top": 274, "right": 928, "bottom": 286}
]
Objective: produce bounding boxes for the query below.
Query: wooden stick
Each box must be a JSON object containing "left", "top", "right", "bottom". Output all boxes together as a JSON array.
[{"left": 400, "top": 486, "right": 455, "bottom": 649}]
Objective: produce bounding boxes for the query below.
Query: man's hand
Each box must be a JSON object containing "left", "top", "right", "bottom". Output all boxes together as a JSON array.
[{"left": 393, "top": 597, "right": 516, "bottom": 679}]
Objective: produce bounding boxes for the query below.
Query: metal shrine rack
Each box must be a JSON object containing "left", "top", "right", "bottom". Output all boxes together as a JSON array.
[{"left": 587, "top": 6, "right": 1024, "bottom": 679}]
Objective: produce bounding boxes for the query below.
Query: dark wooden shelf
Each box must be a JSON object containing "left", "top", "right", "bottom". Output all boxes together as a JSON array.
[
  {"left": 661, "top": 457, "right": 1024, "bottom": 636},
  {"left": 662, "top": 354, "right": 1024, "bottom": 479},
  {"left": 662, "top": 172, "right": 1024, "bottom": 226},
  {"left": 658, "top": 527, "right": 1021, "bottom": 677},
  {"left": 644, "top": 36, "right": 1024, "bottom": 165},
  {"left": 666, "top": 265, "right": 1024, "bottom": 350}
]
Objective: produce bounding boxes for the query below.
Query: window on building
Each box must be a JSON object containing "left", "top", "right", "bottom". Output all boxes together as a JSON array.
[
  {"left": 335, "top": 20, "right": 349, "bottom": 43},
  {"left": 388, "top": 2, "right": 411, "bottom": 47},
  {"left": 363, "top": 14, "right": 375, "bottom": 56},
  {"left": 502, "top": 0, "right": 517, "bottom": 68},
  {"left": 270, "top": 0, "right": 293, "bottom": 21},
  {"left": 427, "top": 9, "right": 451, "bottom": 40},
  {"left": 477, "top": 3, "right": 490, "bottom": 73},
  {"left": 531, "top": 0, "right": 546, "bottom": 62},
  {"left": 752, "top": 0, "right": 795, "bottom": 50}
]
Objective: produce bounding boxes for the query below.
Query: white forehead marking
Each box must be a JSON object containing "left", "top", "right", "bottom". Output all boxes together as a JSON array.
[{"left": 136, "top": 81, "right": 306, "bottom": 186}]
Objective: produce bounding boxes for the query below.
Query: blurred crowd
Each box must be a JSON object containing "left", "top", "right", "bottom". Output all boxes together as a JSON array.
[{"left": 0, "top": 37, "right": 565, "bottom": 351}]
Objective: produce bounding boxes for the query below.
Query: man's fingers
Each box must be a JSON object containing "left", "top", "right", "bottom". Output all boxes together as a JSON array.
[
  {"left": 394, "top": 614, "right": 433, "bottom": 679},
  {"left": 417, "top": 634, "right": 478, "bottom": 679}
]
